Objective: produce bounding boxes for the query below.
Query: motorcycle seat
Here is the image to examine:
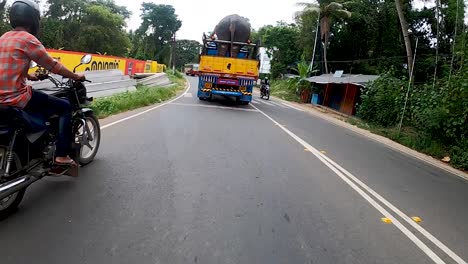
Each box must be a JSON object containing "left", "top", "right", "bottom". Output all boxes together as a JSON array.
[{"left": 0, "top": 105, "right": 47, "bottom": 132}]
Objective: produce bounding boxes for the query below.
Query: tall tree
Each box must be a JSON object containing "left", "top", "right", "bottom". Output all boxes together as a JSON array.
[
  {"left": 0, "top": 0, "right": 9, "bottom": 35},
  {"left": 41, "top": 0, "right": 131, "bottom": 56},
  {"left": 90, "top": 0, "right": 131, "bottom": 19},
  {"left": 296, "top": 0, "right": 352, "bottom": 74},
  {"left": 257, "top": 22, "right": 301, "bottom": 78},
  {"left": 77, "top": 5, "right": 130, "bottom": 56},
  {"left": 395, "top": 0, "right": 414, "bottom": 77},
  {"left": 175, "top": 39, "right": 201, "bottom": 68},
  {"left": 132, "top": 3, "right": 182, "bottom": 64}
]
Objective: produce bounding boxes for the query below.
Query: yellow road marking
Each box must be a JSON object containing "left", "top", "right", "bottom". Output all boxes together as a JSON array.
[
  {"left": 320, "top": 150, "right": 327, "bottom": 154},
  {"left": 381, "top": 217, "right": 392, "bottom": 224}
]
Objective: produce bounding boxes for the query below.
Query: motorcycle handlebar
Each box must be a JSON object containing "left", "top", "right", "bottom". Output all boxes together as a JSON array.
[{"left": 36, "top": 74, "right": 49, "bottom": 81}]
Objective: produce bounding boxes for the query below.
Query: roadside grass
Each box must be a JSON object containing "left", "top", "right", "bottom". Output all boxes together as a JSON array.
[
  {"left": 270, "top": 79, "right": 301, "bottom": 102},
  {"left": 347, "top": 118, "right": 448, "bottom": 160},
  {"left": 91, "top": 72, "right": 186, "bottom": 119}
]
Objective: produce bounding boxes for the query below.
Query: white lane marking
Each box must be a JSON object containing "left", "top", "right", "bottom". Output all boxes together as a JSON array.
[
  {"left": 282, "top": 102, "right": 305, "bottom": 112},
  {"left": 169, "top": 102, "right": 258, "bottom": 112},
  {"left": 260, "top": 100, "right": 274, "bottom": 106},
  {"left": 321, "top": 154, "right": 467, "bottom": 264},
  {"left": 270, "top": 101, "right": 288, "bottom": 108},
  {"left": 101, "top": 79, "right": 191, "bottom": 130},
  {"left": 184, "top": 93, "right": 193, "bottom": 98},
  {"left": 250, "top": 104, "right": 452, "bottom": 264}
]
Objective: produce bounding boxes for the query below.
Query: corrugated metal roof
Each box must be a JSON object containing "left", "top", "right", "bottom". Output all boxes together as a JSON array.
[{"left": 305, "top": 74, "right": 379, "bottom": 86}]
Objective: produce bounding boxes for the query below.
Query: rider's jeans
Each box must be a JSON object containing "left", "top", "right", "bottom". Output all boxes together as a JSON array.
[{"left": 23, "top": 90, "right": 72, "bottom": 157}]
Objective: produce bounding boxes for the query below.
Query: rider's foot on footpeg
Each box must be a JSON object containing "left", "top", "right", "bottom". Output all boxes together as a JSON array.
[{"left": 55, "top": 156, "right": 77, "bottom": 167}]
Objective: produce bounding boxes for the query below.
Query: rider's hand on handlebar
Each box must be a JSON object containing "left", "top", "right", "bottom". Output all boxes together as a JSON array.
[
  {"left": 73, "top": 73, "right": 86, "bottom": 82},
  {"left": 27, "top": 74, "right": 39, "bottom": 81}
]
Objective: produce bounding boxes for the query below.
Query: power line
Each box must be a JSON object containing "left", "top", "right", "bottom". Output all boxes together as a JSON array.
[{"left": 314, "top": 53, "right": 454, "bottom": 64}]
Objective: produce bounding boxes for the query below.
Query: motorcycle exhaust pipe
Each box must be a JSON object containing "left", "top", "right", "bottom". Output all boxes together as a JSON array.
[{"left": 0, "top": 176, "right": 38, "bottom": 200}]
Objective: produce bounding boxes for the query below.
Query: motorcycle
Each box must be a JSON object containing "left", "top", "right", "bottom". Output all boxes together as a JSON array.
[
  {"left": 0, "top": 54, "right": 101, "bottom": 218},
  {"left": 260, "top": 84, "right": 270, "bottom": 100}
]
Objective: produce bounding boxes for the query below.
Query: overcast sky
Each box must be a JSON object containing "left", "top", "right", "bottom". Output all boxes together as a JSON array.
[{"left": 114, "top": 0, "right": 299, "bottom": 41}]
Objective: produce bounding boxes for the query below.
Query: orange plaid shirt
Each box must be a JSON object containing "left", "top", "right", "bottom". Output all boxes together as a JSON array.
[{"left": 0, "top": 30, "right": 63, "bottom": 108}]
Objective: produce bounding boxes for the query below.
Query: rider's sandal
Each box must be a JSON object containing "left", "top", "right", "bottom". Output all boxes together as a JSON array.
[{"left": 55, "top": 159, "right": 77, "bottom": 167}]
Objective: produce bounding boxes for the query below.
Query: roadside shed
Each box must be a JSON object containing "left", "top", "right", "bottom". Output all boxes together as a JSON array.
[{"left": 306, "top": 73, "right": 379, "bottom": 115}]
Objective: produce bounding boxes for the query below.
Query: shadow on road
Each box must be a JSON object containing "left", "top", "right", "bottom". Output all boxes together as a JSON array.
[{"left": 198, "top": 95, "right": 254, "bottom": 109}]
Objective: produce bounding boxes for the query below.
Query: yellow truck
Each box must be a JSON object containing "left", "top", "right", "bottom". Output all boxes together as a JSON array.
[{"left": 197, "top": 35, "right": 260, "bottom": 105}]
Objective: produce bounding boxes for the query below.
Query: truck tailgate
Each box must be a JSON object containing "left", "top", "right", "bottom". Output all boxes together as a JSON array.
[{"left": 199, "top": 56, "right": 259, "bottom": 77}]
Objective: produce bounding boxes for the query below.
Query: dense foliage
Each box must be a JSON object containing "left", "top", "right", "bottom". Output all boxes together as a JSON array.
[
  {"left": 129, "top": 3, "right": 182, "bottom": 65},
  {"left": 174, "top": 40, "right": 202, "bottom": 69},
  {"left": 257, "top": 22, "right": 301, "bottom": 78}
]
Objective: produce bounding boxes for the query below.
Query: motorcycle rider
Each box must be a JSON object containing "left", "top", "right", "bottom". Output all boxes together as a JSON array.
[
  {"left": 261, "top": 76, "right": 270, "bottom": 94},
  {"left": 0, "top": 0, "right": 86, "bottom": 166}
]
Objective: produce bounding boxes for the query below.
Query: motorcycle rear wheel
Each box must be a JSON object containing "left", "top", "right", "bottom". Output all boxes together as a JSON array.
[{"left": 0, "top": 146, "right": 26, "bottom": 219}]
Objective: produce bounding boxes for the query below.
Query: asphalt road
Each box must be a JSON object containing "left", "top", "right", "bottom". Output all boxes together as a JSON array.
[{"left": 0, "top": 76, "right": 467, "bottom": 264}]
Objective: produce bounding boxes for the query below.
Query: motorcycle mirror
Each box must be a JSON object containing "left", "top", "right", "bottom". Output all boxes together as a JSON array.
[
  {"left": 30, "top": 61, "right": 38, "bottom": 69},
  {"left": 80, "top": 54, "right": 92, "bottom": 65}
]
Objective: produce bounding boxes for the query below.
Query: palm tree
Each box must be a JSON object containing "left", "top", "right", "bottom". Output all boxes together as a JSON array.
[
  {"left": 296, "top": 0, "right": 352, "bottom": 74},
  {"left": 394, "top": 0, "right": 413, "bottom": 78}
]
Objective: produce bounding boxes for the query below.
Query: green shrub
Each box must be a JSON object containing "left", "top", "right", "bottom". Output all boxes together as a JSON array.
[
  {"left": 357, "top": 69, "right": 468, "bottom": 170},
  {"left": 270, "top": 79, "right": 301, "bottom": 102},
  {"left": 451, "top": 139, "right": 468, "bottom": 169},
  {"left": 90, "top": 74, "right": 185, "bottom": 119},
  {"left": 408, "top": 72, "right": 468, "bottom": 144},
  {"left": 172, "top": 70, "right": 183, "bottom": 79},
  {"left": 357, "top": 72, "right": 406, "bottom": 127}
]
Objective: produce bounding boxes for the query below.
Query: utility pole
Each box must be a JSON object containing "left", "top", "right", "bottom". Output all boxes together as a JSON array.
[
  {"left": 398, "top": 36, "right": 418, "bottom": 135},
  {"left": 309, "top": 13, "right": 320, "bottom": 73},
  {"left": 172, "top": 33, "right": 176, "bottom": 73}
]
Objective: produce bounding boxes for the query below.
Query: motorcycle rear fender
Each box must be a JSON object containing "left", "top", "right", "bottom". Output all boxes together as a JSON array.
[{"left": 0, "top": 126, "right": 10, "bottom": 136}]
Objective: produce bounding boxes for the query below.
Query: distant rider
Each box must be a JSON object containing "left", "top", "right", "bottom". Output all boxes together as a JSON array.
[{"left": 261, "top": 77, "right": 270, "bottom": 94}]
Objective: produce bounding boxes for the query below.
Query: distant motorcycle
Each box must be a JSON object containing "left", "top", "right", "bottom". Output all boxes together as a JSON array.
[
  {"left": 0, "top": 54, "right": 101, "bottom": 218},
  {"left": 260, "top": 84, "right": 270, "bottom": 100}
]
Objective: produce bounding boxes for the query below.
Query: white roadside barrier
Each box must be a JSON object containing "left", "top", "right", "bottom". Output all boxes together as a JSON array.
[{"left": 32, "top": 70, "right": 171, "bottom": 98}]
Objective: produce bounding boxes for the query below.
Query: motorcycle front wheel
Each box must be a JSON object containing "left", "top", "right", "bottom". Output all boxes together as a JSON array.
[{"left": 77, "top": 114, "right": 101, "bottom": 166}]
